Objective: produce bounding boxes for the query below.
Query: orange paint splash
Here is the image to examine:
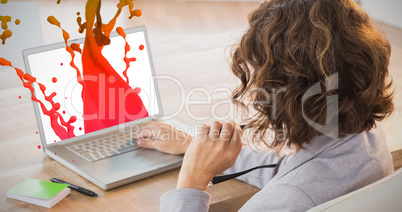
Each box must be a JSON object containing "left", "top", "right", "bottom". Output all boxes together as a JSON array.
[
  {"left": 70, "top": 43, "right": 82, "bottom": 53},
  {"left": 0, "top": 14, "right": 21, "bottom": 44},
  {"left": 130, "top": 9, "right": 141, "bottom": 19},
  {"left": 0, "top": 16, "right": 12, "bottom": 44},
  {"left": 79, "top": 0, "right": 142, "bottom": 48},
  {"left": 116, "top": 26, "right": 137, "bottom": 84},
  {"left": 0, "top": 29, "right": 11, "bottom": 45},
  {"left": 0, "top": 16, "right": 11, "bottom": 29}
]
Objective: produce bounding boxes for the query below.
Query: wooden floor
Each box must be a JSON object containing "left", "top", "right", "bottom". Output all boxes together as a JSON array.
[{"left": 0, "top": 0, "right": 401, "bottom": 211}]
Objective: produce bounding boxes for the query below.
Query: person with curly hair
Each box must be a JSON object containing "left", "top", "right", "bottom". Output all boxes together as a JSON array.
[{"left": 134, "top": 0, "right": 394, "bottom": 211}]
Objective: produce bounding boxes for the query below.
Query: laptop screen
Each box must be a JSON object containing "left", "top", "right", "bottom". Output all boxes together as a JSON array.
[{"left": 25, "top": 27, "right": 160, "bottom": 145}]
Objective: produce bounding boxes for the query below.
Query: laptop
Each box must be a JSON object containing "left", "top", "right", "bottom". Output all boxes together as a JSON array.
[{"left": 22, "top": 26, "right": 185, "bottom": 190}]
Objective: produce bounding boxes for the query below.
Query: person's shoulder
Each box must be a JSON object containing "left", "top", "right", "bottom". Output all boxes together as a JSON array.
[
  {"left": 321, "top": 122, "right": 388, "bottom": 158},
  {"left": 287, "top": 123, "right": 393, "bottom": 205},
  {"left": 240, "top": 183, "right": 315, "bottom": 212}
]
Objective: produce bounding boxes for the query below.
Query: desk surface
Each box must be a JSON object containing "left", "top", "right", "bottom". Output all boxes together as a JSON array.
[{"left": 1, "top": 0, "right": 401, "bottom": 211}]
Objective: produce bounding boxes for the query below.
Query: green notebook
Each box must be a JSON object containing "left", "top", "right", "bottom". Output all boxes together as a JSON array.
[{"left": 7, "top": 178, "right": 70, "bottom": 208}]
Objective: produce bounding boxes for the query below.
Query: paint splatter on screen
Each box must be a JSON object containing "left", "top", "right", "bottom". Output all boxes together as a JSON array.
[{"left": 0, "top": 0, "right": 148, "bottom": 141}]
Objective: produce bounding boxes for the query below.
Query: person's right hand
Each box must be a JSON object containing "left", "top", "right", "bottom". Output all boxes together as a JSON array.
[
  {"left": 133, "top": 122, "right": 193, "bottom": 155},
  {"left": 177, "top": 120, "right": 242, "bottom": 191}
]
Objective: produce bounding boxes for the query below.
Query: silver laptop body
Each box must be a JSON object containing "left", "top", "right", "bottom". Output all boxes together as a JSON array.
[{"left": 23, "top": 26, "right": 183, "bottom": 190}]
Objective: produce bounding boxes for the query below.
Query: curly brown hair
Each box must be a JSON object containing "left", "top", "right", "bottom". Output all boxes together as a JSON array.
[{"left": 231, "top": 0, "right": 393, "bottom": 152}]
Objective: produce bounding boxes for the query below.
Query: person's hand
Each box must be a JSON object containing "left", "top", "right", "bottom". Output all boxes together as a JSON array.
[
  {"left": 133, "top": 122, "right": 193, "bottom": 155},
  {"left": 177, "top": 121, "right": 242, "bottom": 191}
]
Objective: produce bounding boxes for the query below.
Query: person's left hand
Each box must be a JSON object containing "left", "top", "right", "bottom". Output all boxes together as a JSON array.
[
  {"left": 133, "top": 122, "right": 192, "bottom": 155},
  {"left": 176, "top": 121, "right": 242, "bottom": 191}
]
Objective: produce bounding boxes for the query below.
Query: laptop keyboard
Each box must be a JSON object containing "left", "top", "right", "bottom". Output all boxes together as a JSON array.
[{"left": 65, "top": 131, "right": 141, "bottom": 162}]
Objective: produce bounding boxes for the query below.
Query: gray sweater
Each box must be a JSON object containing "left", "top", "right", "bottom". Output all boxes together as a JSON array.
[{"left": 160, "top": 125, "right": 394, "bottom": 211}]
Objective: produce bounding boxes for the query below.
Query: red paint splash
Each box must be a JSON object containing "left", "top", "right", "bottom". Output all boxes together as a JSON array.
[
  {"left": 0, "top": 58, "right": 77, "bottom": 140},
  {"left": 37, "top": 145, "right": 41, "bottom": 149},
  {"left": 79, "top": 127, "right": 82, "bottom": 131},
  {"left": 139, "top": 44, "right": 144, "bottom": 50},
  {"left": 52, "top": 77, "right": 57, "bottom": 83},
  {"left": 62, "top": 110, "right": 66, "bottom": 114},
  {"left": 60, "top": 63, "right": 63, "bottom": 66},
  {"left": 47, "top": 16, "right": 85, "bottom": 101},
  {"left": 72, "top": 160, "right": 75, "bottom": 162},
  {"left": 55, "top": 152, "right": 57, "bottom": 155},
  {"left": 2, "top": 0, "right": 145, "bottom": 142},
  {"left": 133, "top": 87, "right": 141, "bottom": 94},
  {"left": 77, "top": 0, "right": 148, "bottom": 133},
  {"left": 19, "top": 96, "right": 21, "bottom": 99},
  {"left": 36, "top": 131, "right": 38, "bottom": 134}
]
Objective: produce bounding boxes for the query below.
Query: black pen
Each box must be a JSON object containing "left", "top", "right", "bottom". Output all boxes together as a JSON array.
[{"left": 50, "top": 178, "right": 99, "bottom": 197}]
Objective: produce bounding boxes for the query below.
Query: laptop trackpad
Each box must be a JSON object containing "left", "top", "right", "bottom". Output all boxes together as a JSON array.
[
  {"left": 79, "top": 148, "right": 182, "bottom": 184},
  {"left": 135, "top": 149, "right": 177, "bottom": 166}
]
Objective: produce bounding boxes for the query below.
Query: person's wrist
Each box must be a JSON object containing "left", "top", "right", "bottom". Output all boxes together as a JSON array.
[
  {"left": 176, "top": 169, "right": 212, "bottom": 191},
  {"left": 180, "top": 135, "right": 193, "bottom": 154}
]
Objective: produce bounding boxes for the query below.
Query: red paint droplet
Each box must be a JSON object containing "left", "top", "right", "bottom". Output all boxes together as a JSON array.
[
  {"left": 60, "top": 63, "right": 63, "bottom": 66},
  {"left": 65, "top": 97, "right": 67, "bottom": 99},
  {"left": 72, "top": 160, "right": 75, "bottom": 162},
  {"left": 139, "top": 45, "right": 144, "bottom": 50},
  {"left": 36, "top": 131, "right": 38, "bottom": 134},
  {"left": 52, "top": 77, "right": 57, "bottom": 83},
  {"left": 133, "top": 87, "right": 141, "bottom": 94},
  {"left": 55, "top": 152, "right": 57, "bottom": 155},
  {"left": 37, "top": 145, "right": 41, "bottom": 149},
  {"left": 19, "top": 96, "right": 21, "bottom": 99},
  {"left": 79, "top": 127, "right": 82, "bottom": 131},
  {"left": 62, "top": 110, "right": 66, "bottom": 114},
  {"left": 54, "top": 140, "right": 56, "bottom": 142}
]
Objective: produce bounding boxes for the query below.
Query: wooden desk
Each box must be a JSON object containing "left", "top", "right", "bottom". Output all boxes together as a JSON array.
[{"left": 1, "top": 0, "right": 401, "bottom": 211}]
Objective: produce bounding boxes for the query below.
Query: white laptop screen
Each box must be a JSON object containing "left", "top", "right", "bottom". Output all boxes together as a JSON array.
[{"left": 26, "top": 27, "right": 160, "bottom": 145}]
